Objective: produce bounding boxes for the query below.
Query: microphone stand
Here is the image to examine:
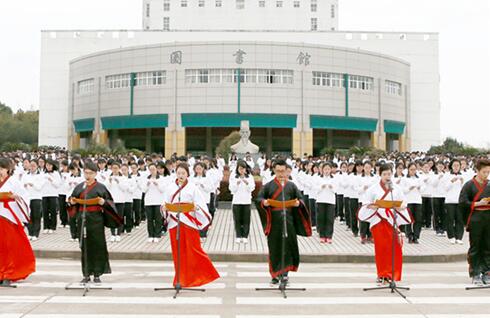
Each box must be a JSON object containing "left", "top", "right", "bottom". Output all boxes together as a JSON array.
[
  {"left": 363, "top": 181, "right": 409, "bottom": 299},
  {"left": 66, "top": 183, "right": 112, "bottom": 296},
  {"left": 256, "top": 180, "right": 306, "bottom": 298},
  {"left": 155, "top": 180, "right": 206, "bottom": 298}
]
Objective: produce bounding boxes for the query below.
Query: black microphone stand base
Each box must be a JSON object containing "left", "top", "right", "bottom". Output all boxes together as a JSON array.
[
  {"left": 256, "top": 282, "right": 306, "bottom": 299},
  {"left": 466, "top": 285, "right": 490, "bottom": 291},
  {"left": 363, "top": 281, "right": 410, "bottom": 299},
  {"left": 65, "top": 282, "right": 112, "bottom": 297},
  {"left": 154, "top": 283, "right": 206, "bottom": 299}
]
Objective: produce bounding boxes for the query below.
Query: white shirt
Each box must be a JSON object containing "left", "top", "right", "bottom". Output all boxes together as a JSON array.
[
  {"left": 401, "top": 176, "right": 423, "bottom": 204},
  {"left": 41, "top": 171, "right": 62, "bottom": 197},
  {"left": 21, "top": 172, "right": 45, "bottom": 201},
  {"left": 190, "top": 175, "right": 214, "bottom": 204},
  {"left": 142, "top": 176, "right": 168, "bottom": 206},
  {"left": 443, "top": 173, "right": 465, "bottom": 204},
  {"left": 0, "top": 176, "right": 30, "bottom": 225},
  {"left": 315, "top": 175, "right": 337, "bottom": 204},
  {"left": 229, "top": 175, "right": 255, "bottom": 205},
  {"left": 105, "top": 174, "right": 128, "bottom": 204}
]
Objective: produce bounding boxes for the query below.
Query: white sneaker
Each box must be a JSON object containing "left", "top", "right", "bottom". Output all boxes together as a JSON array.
[
  {"left": 110, "top": 236, "right": 116, "bottom": 242},
  {"left": 153, "top": 238, "right": 160, "bottom": 243},
  {"left": 456, "top": 239, "right": 464, "bottom": 245},
  {"left": 449, "top": 238, "right": 456, "bottom": 244},
  {"left": 115, "top": 236, "right": 121, "bottom": 242},
  {"left": 147, "top": 238, "right": 153, "bottom": 243},
  {"left": 48, "top": 230, "right": 54, "bottom": 234},
  {"left": 75, "top": 238, "right": 79, "bottom": 242},
  {"left": 43, "top": 229, "right": 49, "bottom": 234},
  {"left": 31, "top": 237, "right": 38, "bottom": 242},
  {"left": 243, "top": 238, "right": 249, "bottom": 244},
  {"left": 69, "top": 238, "right": 75, "bottom": 242},
  {"left": 235, "top": 238, "right": 241, "bottom": 244}
]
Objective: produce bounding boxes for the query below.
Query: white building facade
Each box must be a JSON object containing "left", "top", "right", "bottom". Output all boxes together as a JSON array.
[{"left": 39, "top": 0, "right": 440, "bottom": 155}]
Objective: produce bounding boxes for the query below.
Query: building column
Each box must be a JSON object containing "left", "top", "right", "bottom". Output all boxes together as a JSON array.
[
  {"left": 145, "top": 128, "right": 152, "bottom": 152},
  {"left": 292, "top": 129, "right": 301, "bottom": 156},
  {"left": 97, "top": 130, "right": 109, "bottom": 147},
  {"left": 206, "top": 127, "right": 213, "bottom": 155},
  {"left": 302, "top": 129, "right": 313, "bottom": 156},
  {"left": 399, "top": 134, "right": 407, "bottom": 152},
  {"left": 176, "top": 128, "right": 186, "bottom": 156},
  {"left": 72, "top": 133, "right": 80, "bottom": 150}
]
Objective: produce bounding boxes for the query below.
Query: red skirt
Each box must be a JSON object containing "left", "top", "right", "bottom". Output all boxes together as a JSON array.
[
  {"left": 371, "top": 219, "right": 403, "bottom": 281},
  {"left": 169, "top": 223, "right": 220, "bottom": 287},
  {"left": 0, "top": 217, "right": 36, "bottom": 281}
]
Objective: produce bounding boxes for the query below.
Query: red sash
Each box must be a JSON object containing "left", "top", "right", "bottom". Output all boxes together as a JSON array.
[
  {"left": 168, "top": 180, "right": 204, "bottom": 228},
  {"left": 466, "top": 178, "right": 488, "bottom": 227}
]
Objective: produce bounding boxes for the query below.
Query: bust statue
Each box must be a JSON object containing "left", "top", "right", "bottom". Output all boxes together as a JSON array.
[{"left": 230, "top": 121, "right": 259, "bottom": 154}]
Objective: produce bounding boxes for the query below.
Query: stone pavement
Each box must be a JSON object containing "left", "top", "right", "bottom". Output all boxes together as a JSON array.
[
  {"left": 30, "top": 208, "right": 469, "bottom": 263},
  {"left": 0, "top": 259, "right": 486, "bottom": 318}
]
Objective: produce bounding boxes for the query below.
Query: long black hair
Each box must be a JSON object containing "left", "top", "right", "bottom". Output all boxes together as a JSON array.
[{"left": 235, "top": 160, "right": 252, "bottom": 178}]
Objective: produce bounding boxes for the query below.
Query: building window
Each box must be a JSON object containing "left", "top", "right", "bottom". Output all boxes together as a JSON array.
[
  {"left": 181, "top": 0, "right": 187, "bottom": 7},
  {"left": 311, "top": 0, "right": 317, "bottom": 12},
  {"left": 349, "top": 75, "right": 374, "bottom": 91},
  {"left": 163, "top": 17, "right": 170, "bottom": 30},
  {"left": 135, "top": 71, "right": 166, "bottom": 86},
  {"left": 385, "top": 80, "right": 402, "bottom": 96},
  {"left": 199, "top": 0, "right": 205, "bottom": 7},
  {"left": 185, "top": 69, "right": 294, "bottom": 85},
  {"left": 163, "top": 0, "right": 170, "bottom": 11},
  {"left": 105, "top": 74, "right": 131, "bottom": 89},
  {"left": 216, "top": 0, "right": 222, "bottom": 7},
  {"left": 331, "top": 4, "right": 335, "bottom": 18},
  {"left": 77, "top": 78, "right": 94, "bottom": 95},
  {"left": 312, "top": 72, "right": 344, "bottom": 87},
  {"left": 311, "top": 18, "right": 318, "bottom": 31},
  {"left": 259, "top": 0, "right": 265, "bottom": 7},
  {"left": 276, "top": 1, "right": 283, "bottom": 8},
  {"left": 236, "top": 0, "right": 245, "bottom": 9},
  {"left": 294, "top": 1, "right": 300, "bottom": 8},
  {"left": 145, "top": 3, "right": 150, "bottom": 17}
]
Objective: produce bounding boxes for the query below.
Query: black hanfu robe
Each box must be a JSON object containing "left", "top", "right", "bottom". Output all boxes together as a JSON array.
[
  {"left": 69, "top": 181, "right": 122, "bottom": 277},
  {"left": 459, "top": 177, "right": 490, "bottom": 277},
  {"left": 256, "top": 178, "right": 312, "bottom": 279}
]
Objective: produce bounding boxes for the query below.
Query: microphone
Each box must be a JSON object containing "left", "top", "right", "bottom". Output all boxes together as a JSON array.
[{"left": 386, "top": 180, "right": 393, "bottom": 191}]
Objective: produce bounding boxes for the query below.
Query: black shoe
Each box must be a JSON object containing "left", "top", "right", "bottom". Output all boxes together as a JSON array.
[
  {"left": 472, "top": 275, "right": 484, "bottom": 286},
  {"left": 93, "top": 276, "right": 101, "bottom": 284},
  {"left": 0, "top": 280, "right": 11, "bottom": 286},
  {"left": 80, "top": 277, "right": 91, "bottom": 284},
  {"left": 413, "top": 238, "right": 419, "bottom": 244},
  {"left": 270, "top": 278, "right": 280, "bottom": 286}
]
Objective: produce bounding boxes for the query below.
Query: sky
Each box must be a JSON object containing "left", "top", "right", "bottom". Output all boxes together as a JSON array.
[{"left": 0, "top": 0, "right": 489, "bottom": 148}]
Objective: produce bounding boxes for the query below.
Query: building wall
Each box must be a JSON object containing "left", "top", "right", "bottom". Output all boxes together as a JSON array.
[
  {"left": 142, "top": 0, "right": 338, "bottom": 31},
  {"left": 40, "top": 30, "right": 438, "bottom": 150}
]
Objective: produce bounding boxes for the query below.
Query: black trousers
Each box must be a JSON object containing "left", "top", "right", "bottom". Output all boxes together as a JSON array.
[
  {"left": 133, "top": 198, "right": 142, "bottom": 226},
  {"left": 28, "top": 199, "right": 42, "bottom": 237},
  {"left": 200, "top": 195, "right": 216, "bottom": 238},
  {"left": 145, "top": 205, "right": 163, "bottom": 238},
  {"left": 58, "top": 195, "right": 68, "bottom": 226},
  {"left": 233, "top": 204, "right": 251, "bottom": 238},
  {"left": 69, "top": 211, "right": 80, "bottom": 240},
  {"left": 433, "top": 197, "right": 446, "bottom": 234},
  {"left": 303, "top": 194, "right": 310, "bottom": 213},
  {"left": 140, "top": 193, "right": 146, "bottom": 221},
  {"left": 336, "top": 194, "right": 344, "bottom": 221},
  {"left": 317, "top": 203, "right": 335, "bottom": 238},
  {"left": 42, "top": 196, "right": 58, "bottom": 230},
  {"left": 422, "top": 197, "right": 433, "bottom": 228},
  {"left": 123, "top": 202, "right": 134, "bottom": 233},
  {"left": 309, "top": 198, "right": 317, "bottom": 227},
  {"left": 467, "top": 211, "right": 490, "bottom": 277},
  {"left": 406, "top": 203, "right": 423, "bottom": 240},
  {"left": 446, "top": 203, "right": 464, "bottom": 240},
  {"left": 110, "top": 203, "right": 124, "bottom": 236},
  {"left": 349, "top": 198, "right": 359, "bottom": 236},
  {"left": 344, "top": 197, "right": 351, "bottom": 228}
]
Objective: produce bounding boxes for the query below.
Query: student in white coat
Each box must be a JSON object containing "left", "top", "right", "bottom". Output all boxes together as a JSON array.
[
  {"left": 401, "top": 163, "right": 424, "bottom": 244},
  {"left": 41, "top": 159, "right": 62, "bottom": 234},
  {"left": 130, "top": 162, "right": 144, "bottom": 228},
  {"left": 66, "top": 163, "right": 84, "bottom": 242},
  {"left": 432, "top": 161, "right": 447, "bottom": 236},
  {"left": 443, "top": 159, "right": 465, "bottom": 244},
  {"left": 419, "top": 161, "right": 434, "bottom": 229},
  {"left": 229, "top": 160, "right": 256, "bottom": 244},
  {"left": 121, "top": 164, "right": 136, "bottom": 235},
  {"left": 190, "top": 162, "right": 214, "bottom": 240},
  {"left": 105, "top": 162, "right": 128, "bottom": 242},
  {"left": 142, "top": 163, "right": 168, "bottom": 243},
  {"left": 359, "top": 161, "right": 377, "bottom": 244},
  {"left": 316, "top": 162, "right": 337, "bottom": 244},
  {"left": 22, "top": 159, "right": 45, "bottom": 240},
  {"left": 58, "top": 160, "right": 71, "bottom": 228},
  {"left": 348, "top": 161, "right": 364, "bottom": 237}
]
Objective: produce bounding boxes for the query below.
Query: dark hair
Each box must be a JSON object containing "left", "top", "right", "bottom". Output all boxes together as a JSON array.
[
  {"left": 235, "top": 160, "right": 251, "bottom": 178},
  {"left": 84, "top": 160, "right": 98, "bottom": 172},
  {"left": 448, "top": 159, "right": 461, "bottom": 174},
  {"left": 406, "top": 162, "right": 419, "bottom": 178},
  {"left": 379, "top": 163, "right": 393, "bottom": 175},
  {"left": 273, "top": 159, "right": 287, "bottom": 169},
  {"left": 362, "top": 161, "right": 373, "bottom": 177},
  {"left": 476, "top": 159, "right": 490, "bottom": 171},
  {"left": 45, "top": 159, "right": 59, "bottom": 172},
  {"left": 352, "top": 160, "right": 363, "bottom": 175},
  {"left": 0, "top": 157, "right": 11, "bottom": 171}
]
